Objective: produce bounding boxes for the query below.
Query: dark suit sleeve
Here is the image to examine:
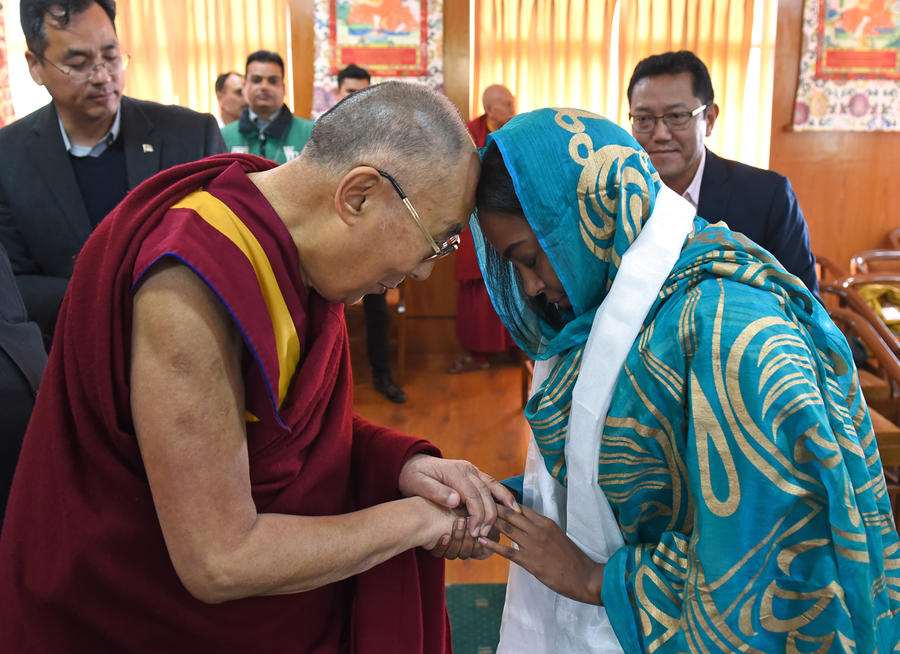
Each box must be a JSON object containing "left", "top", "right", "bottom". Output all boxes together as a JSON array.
[
  {"left": 0, "top": 171, "right": 68, "bottom": 343},
  {"left": 762, "top": 176, "right": 818, "bottom": 295},
  {"left": 0, "top": 242, "right": 48, "bottom": 521},
  {"left": 0, "top": 243, "right": 47, "bottom": 391},
  {"left": 203, "top": 113, "right": 227, "bottom": 156}
]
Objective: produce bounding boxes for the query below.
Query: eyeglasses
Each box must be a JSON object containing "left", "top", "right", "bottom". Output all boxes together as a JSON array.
[
  {"left": 44, "top": 53, "right": 131, "bottom": 83},
  {"left": 628, "top": 104, "right": 707, "bottom": 133},
  {"left": 376, "top": 169, "right": 461, "bottom": 262}
]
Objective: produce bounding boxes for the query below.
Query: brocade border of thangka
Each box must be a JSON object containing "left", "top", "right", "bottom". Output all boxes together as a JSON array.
[
  {"left": 310, "top": 0, "right": 444, "bottom": 119},
  {"left": 792, "top": 0, "right": 900, "bottom": 131}
]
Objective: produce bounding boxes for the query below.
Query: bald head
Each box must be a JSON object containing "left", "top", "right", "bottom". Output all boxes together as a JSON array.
[
  {"left": 482, "top": 84, "right": 516, "bottom": 129},
  {"left": 256, "top": 81, "right": 479, "bottom": 305},
  {"left": 304, "top": 80, "right": 473, "bottom": 186}
]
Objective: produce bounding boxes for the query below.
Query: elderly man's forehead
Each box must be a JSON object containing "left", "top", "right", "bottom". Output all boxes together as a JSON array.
[{"left": 421, "top": 149, "right": 478, "bottom": 226}]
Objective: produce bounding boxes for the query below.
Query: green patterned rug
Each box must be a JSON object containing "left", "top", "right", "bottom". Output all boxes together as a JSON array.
[{"left": 445, "top": 583, "right": 507, "bottom": 654}]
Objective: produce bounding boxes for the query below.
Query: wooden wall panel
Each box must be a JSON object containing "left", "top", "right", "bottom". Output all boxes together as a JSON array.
[
  {"left": 289, "top": 0, "right": 315, "bottom": 119},
  {"left": 443, "top": 1, "right": 472, "bottom": 120},
  {"left": 770, "top": 0, "right": 900, "bottom": 270}
]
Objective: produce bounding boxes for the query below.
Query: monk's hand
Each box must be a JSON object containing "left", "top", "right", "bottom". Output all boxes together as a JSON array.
[
  {"left": 398, "top": 454, "right": 518, "bottom": 538},
  {"left": 476, "top": 505, "right": 605, "bottom": 605},
  {"left": 427, "top": 508, "right": 478, "bottom": 560}
]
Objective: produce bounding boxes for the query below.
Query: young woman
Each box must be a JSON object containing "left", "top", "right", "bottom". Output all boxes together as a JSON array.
[{"left": 472, "top": 109, "right": 900, "bottom": 653}]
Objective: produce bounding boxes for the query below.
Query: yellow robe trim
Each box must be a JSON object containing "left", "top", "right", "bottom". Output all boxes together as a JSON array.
[{"left": 172, "top": 190, "right": 300, "bottom": 409}]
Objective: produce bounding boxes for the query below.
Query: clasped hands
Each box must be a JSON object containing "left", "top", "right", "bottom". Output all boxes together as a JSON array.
[
  {"left": 398, "top": 453, "right": 517, "bottom": 560},
  {"left": 398, "top": 454, "right": 605, "bottom": 603}
]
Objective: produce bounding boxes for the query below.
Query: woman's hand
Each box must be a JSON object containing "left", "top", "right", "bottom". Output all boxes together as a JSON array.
[
  {"left": 398, "top": 454, "right": 518, "bottom": 538},
  {"left": 477, "top": 505, "right": 605, "bottom": 605}
]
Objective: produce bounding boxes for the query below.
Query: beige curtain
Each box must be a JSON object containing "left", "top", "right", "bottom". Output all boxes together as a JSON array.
[
  {"left": 115, "top": 0, "right": 289, "bottom": 117},
  {"left": 617, "top": 0, "right": 777, "bottom": 165},
  {"left": 472, "top": 0, "right": 777, "bottom": 167},
  {"left": 473, "top": 0, "right": 617, "bottom": 120}
]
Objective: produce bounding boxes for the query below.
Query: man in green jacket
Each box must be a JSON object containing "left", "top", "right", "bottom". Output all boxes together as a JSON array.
[{"left": 221, "top": 50, "right": 313, "bottom": 164}]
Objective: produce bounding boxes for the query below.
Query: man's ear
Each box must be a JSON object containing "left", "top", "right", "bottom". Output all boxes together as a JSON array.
[
  {"left": 25, "top": 51, "right": 45, "bottom": 86},
  {"left": 333, "top": 166, "right": 382, "bottom": 226},
  {"left": 704, "top": 102, "right": 720, "bottom": 137}
]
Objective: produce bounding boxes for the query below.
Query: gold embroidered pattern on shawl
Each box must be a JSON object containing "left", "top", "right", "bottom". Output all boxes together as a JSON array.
[{"left": 608, "top": 271, "right": 900, "bottom": 649}]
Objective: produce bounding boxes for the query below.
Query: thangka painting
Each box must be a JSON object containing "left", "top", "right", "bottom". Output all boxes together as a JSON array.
[
  {"left": 312, "top": 0, "right": 443, "bottom": 118},
  {"left": 329, "top": 0, "right": 428, "bottom": 76},
  {"left": 793, "top": 0, "right": 900, "bottom": 131}
]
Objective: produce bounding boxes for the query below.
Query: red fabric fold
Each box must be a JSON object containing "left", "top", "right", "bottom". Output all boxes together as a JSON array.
[{"left": 0, "top": 154, "right": 451, "bottom": 653}]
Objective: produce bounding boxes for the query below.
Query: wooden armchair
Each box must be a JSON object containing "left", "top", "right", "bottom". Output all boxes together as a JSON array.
[
  {"left": 815, "top": 252, "right": 849, "bottom": 286},
  {"left": 828, "top": 306, "right": 900, "bottom": 527},
  {"left": 822, "top": 274, "right": 900, "bottom": 358},
  {"left": 828, "top": 307, "right": 900, "bottom": 403},
  {"left": 850, "top": 249, "right": 900, "bottom": 275},
  {"left": 889, "top": 228, "right": 900, "bottom": 251}
]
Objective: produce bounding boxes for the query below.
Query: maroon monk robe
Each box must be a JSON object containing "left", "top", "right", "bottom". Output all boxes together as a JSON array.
[
  {"left": 466, "top": 114, "right": 490, "bottom": 149},
  {"left": 0, "top": 154, "right": 452, "bottom": 653},
  {"left": 455, "top": 116, "right": 515, "bottom": 356}
]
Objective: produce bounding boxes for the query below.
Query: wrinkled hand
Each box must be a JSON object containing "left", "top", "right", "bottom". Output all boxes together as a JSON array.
[
  {"left": 424, "top": 509, "right": 474, "bottom": 559},
  {"left": 426, "top": 507, "right": 500, "bottom": 560},
  {"left": 399, "top": 454, "right": 518, "bottom": 538},
  {"left": 477, "top": 505, "right": 605, "bottom": 605}
]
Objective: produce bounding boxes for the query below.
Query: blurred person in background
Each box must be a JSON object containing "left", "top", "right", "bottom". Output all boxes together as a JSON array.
[
  {"left": 215, "top": 70, "right": 245, "bottom": 127},
  {"left": 449, "top": 84, "right": 518, "bottom": 374},
  {"left": 222, "top": 50, "right": 312, "bottom": 164},
  {"left": 333, "top": 63, "right": 406, "bottom": 403}
]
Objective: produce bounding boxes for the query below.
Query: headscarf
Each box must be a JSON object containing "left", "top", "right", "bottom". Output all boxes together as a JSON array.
[
  {"left": 472, "top": 109, "right": 661, "bottom": 360},
  {"left": 470, "top": 108, "right": 816, "bottom": 485}
]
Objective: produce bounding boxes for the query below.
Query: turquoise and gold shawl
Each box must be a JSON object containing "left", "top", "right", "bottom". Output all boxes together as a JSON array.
[{"left": 471, "top": 109, "right": 900, "bottom": 652}]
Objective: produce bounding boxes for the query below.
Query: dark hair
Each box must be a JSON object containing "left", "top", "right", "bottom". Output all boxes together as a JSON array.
[
  {"left": 476, "top": 142, "right": 569, "bottom": 331},
  {"left": 245, "top": 50, "right": 284, "bottom": 77},
  {"left": 626, "top": 50, "right": 714, "bottom": 106},
  {"left": 476, "top": 141, "right": 523, "bottom": 217},
  {"left": 215, "top": 71, "right": 241, "bottom": 94},
  {"left": 21, "top": 0, "right": 117, "bottom": 59},
  {"left": 337, "top": 63, "right": 371, "bottom": 89}
]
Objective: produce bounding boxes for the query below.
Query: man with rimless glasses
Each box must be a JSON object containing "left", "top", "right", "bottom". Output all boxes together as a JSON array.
[
  {"left": 0, "top": 79, "right": 516, "bottom": 652},
  {"left": 627, "top": 50, "right": 817, "bottom": 294},
  {"left": 0, "top": 0, "right": 225, "bottom": 347}
]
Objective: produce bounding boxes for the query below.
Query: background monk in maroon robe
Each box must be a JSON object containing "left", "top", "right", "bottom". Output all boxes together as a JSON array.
[
  {"left": 0, "top": 81, "right": 515, "bottom": 653},
  {"left": 450, "top": 84, "right": 518, "bottom": 373}
]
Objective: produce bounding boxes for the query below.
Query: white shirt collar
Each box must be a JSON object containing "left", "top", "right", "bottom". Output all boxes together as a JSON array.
[
  {"left": 681, "top": 146, "right": 706, "bottom": 209},
  {"left": 248, "top": 107, "right": 280, "bottom": 132},
  {"left": 59, "top": 105, "right": 122, "bottom": 158}
]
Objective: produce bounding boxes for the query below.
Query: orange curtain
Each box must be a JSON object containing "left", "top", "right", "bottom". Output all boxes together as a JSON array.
[
  {"left": 472, "top": 0, "right": 777, "bottom": 167},
  {"left": 472, "top": 0, "right": 617, "bottom": 120},
  {"left": 115, "top": 0, "right": 289, "bottom": 117}
]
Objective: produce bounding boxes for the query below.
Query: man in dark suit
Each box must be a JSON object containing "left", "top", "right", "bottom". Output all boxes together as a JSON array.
[
  {"left": 0, "top": 0, "right": 226, "bottom": 342},
  {"left": 627, "top": 50, "right": 817, "bottom": 294},
  {"left": 0, "top": 243, "right": 47, "bottom": 528}
]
